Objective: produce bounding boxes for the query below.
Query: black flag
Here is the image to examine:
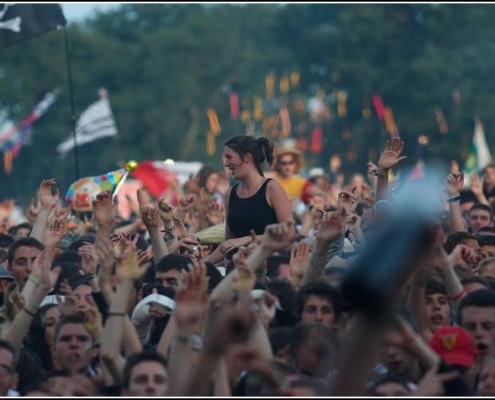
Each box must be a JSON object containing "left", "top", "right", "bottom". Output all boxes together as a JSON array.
[{"left": 0, "top": 3, "right": 66, "bottom": 50}]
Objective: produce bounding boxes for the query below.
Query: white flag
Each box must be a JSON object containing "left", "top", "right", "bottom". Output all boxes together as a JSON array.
[
  {"left": 473, "top": 117, "right": 492, "bottom": 170},
  {"left": 57, "top": 97, "right": 117, "bottom": 154}
]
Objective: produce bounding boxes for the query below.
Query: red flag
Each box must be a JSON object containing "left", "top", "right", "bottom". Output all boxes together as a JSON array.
[
  {"left": 229, "top": 92, "right": 240, "bottom": 120},
  {"left": 372, "top": 95, "right": 385, "bottom": 120},
  {"left": 311, "top": 126, "right": 323, "bottom": 154},
  {"left": 130, "top": 161, "right": 176, "bottom": 198}
]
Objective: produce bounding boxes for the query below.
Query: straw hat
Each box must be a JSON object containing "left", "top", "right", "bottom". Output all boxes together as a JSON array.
[{"left": 274, "top": 146, "right": 304, "bottom": 173}]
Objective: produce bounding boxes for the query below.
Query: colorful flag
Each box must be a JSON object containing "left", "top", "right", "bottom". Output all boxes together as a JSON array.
[
  {"left": 130, "top": 161, "right": 176, "bottom": 198},
  {"left": 65, "top": 166, "right": 131, "bottom": 213},
  {"left": 57, "top": 90, "right": 118, "bottom": 155},
  {"left": 0, "top": 4, "right": 66, "bottom": 49},
  {"left": 0, "top": 91, "right": 57, "bottom": 174},
  {"left": 0, "top": 91, "right": 57, "bottom": 154},
  {"left": 465, "top": 117, "right": 492, "bottom": 175}
]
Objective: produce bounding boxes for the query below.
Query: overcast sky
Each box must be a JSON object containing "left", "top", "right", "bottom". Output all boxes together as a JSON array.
[{"left": 61, "top": 3, "right": 122, "bottom": 22}]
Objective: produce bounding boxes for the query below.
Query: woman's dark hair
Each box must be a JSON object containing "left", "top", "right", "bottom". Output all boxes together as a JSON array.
[
  {"left": 196, "top": 165, "right": 218, "bottom": 192},
  {"left": 24, "top": 304, "right": 59, "bottom": 371},
  {"left": 224, "top": 135, "right": 274, "bottom": 176}
]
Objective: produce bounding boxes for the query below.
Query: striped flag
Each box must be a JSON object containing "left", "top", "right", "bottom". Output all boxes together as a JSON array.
[
  {"left": 57, "top": 89, "right": 117, "bottom": 155},
  {"left": 0, "top": 90, "right": 57, "bottom": 173}
]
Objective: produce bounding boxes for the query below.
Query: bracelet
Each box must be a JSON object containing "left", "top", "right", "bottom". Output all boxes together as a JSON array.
[
  {"left": 450, "top": 288, "right": 466, "bottom": 301},
  {"left": 85, "top": 273, "right": 96, "bottom": 280},
  {"left": 28, "top": 275, "right": 40, "bottom": 286},
  {"left": 108, "top": 312, "right": 126, "bottom": 317},
  {"left": 23, "top": 308, "right": 37, "bottom": 317},
  {"left": 161, "top": 227, "right": 175, "bottom": 234},
  {"left": 447, "top": 195, "right": 461, "bottom": 203},
  {"left": 372, "top": 171, "right": 387, "bottom": 178}
]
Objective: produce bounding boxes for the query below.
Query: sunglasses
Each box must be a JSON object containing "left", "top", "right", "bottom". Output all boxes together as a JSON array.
[{"left": 280, "top": 160, "right": 295, "bottom": 166}]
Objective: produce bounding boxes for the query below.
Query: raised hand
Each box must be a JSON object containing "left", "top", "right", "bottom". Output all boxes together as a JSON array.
[
  {"left": 206, "top": 203, "right": 225, "bottom": 225},
  {"left": 367, "top": 161, "right": 378, "bottom": 181},
  {"left": 219, "top": 237, "right": 251, "bottom": 255},
  {"left": 260, "top": 221, "right": 296, "bottom": 252},
  {"left": 25, "top": 198, "right": 40, "bottom": 224},
  {"left": 194, "top": 188, "right": 213, "bottom": 215},
  {"left": 137, "top": 247, "right": 152, "bottom": 267},
  {"left": 255, "top": 291, "right": 279, "bottom": 326},
  {"left": 137, "top": 189, "right": 161, "bottom": 229},
  {"left": 346, "top": 213, "right": 362, "bottom": 235},
  {"left": 37, "top": 251, "right": 61, "bottom": 294},
  {"left": 445, "top": 172, "right": 464, "bottom": 196},
  {"left": 414, "top": 364, "right": 459, "bottom": 396},
  {"left": 425, "top": 244, "right": 451, "bottom": 273},
  {"left": 168, "top": 237, "right": 200, "bottom": 255},
  {"left": 449, "top": 244, "right": 481, "bottom": 273},
  {"left": 172, "top": 216, "right": 190, "bottom": 240},
  {"left": 232, "top": 247, "right": 255, "bottom": 293},
  {"left": 470, "top": 172, "right": 484, "bottom": 197},
  {"left": 157, "top": 198, "right": 175, "bottom": 224},
  {"left": 56, "top": 279, "right": 79, "bottom": 316},
  {"left": 174, "top": 260, "right": 209, "bottom": 331},
  {"left": 92, "top": 191, "right": 118, "bottom": 228},
  {"left": 338, "top": 187, "right": 359, "bottom": 214},
  {"left": 116, "top": 242, "right": 146, "bottom": 281},
  {"left": 289, "top": 241, "right": 311, "bottom": 278},
  {"left": 178, "top": 195, "right": 195, "bottom": 214},
  {"left": 37, "top": 179, "right": 60, "bottom": 210},
  {"left": 377, "top": 136, "right": 407, "bottom": 171},
  {"left": 94, "top": 238, "right": 115, "bottom": 278},
  {"left": 316, "top": 208, "right": 347, "bottom": 243},
  {"left": 204, "top": 297, "right": 257, "bottom": 355},
  {"left": 43, "top": 209, "right": 68, "bottom": 249},
  {"left": 4, "top": 282, "right": 24, "bottom": 321},
  {"left": 78, "top": 243, "right": 98, "bottom": 276}
]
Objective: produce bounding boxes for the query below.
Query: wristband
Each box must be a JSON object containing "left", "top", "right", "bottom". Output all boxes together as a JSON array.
[
  {"left": 447, "top": 195, "right": 461, "bottom": 203},
  {"left": 108, "top": 312, "right": 126, "bottom": 317},
  {"left": 450, "top": 288, "right": 466, "bottom": 301}
]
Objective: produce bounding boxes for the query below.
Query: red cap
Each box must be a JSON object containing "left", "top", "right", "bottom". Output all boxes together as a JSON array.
[{"left": 430, "top": 326, "right": 477, "bottom": 368}]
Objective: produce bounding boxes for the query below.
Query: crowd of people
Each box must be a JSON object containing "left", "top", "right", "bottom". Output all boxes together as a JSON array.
[{"left": 0, "top": 133, "right": 494, "bottom": 396}]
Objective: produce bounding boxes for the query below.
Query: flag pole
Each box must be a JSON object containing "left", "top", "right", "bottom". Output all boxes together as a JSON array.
[{"left": 62, "top": 26, "right": 80, "bottom": 180}]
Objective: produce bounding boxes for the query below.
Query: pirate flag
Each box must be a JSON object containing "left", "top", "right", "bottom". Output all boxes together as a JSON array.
[{"left": 0, "top": 4, "right": 66, "bottom": 50}]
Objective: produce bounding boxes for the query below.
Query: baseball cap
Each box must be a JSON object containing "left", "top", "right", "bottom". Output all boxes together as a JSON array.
[
  {"left": 0, "top": 265, "right": 14, "bottom": 281},
  {"left": 430, "top": 326, "right": 477, "bottom": 368},
  {"left": 308, "top": 167, "right": 325, "bottom": 179}
]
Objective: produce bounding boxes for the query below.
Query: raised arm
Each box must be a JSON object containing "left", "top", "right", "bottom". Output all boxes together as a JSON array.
[
  {"left": 301, "top": 208, "right": 347, "bottom": 286},
  {"left": 446, "top": 172, "right": 467, "bottom": 233},
  {"left": 209, "top": 222, "right": 295, "bottom": 305},
  {"left": 137, "top": 189, "right": 168, "bottom": 263},
  {"left": 6, "top": 222, "right": 62, "bottom": 358},
  {"left": 375, "top": 137, "right": 407, "bottom": 200},
  {"left": 100, "top": 243, "right": 144, "bottom": 386},
  {"left": 166, "top": 260, "right": 208, "bottom": 395},
  {"left": 30, "top": 179, "right": 60, "bottom": 242}
]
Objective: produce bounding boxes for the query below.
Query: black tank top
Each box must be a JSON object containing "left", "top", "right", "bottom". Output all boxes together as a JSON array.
[{"left": 227, "top": 179, "right": 278, "bottom": 238}]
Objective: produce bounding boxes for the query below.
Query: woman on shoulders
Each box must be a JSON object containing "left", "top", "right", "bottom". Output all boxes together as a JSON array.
[{"left": 206, "top": 135, "right": 294, "bottom": 263}]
